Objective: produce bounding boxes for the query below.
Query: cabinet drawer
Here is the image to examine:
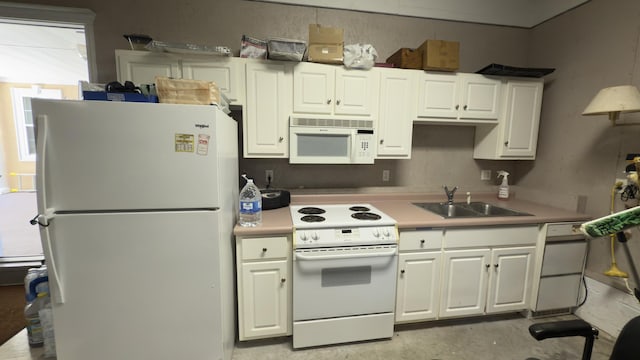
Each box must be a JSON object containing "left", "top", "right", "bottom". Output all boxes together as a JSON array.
[
  {"left": 242, "top": 236, "right": 289, "bottom": 260},
  {"left": 400, "top": 230, "right": 443, "bottom": 251}
]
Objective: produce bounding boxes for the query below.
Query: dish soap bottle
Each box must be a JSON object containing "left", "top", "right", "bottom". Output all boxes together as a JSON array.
[
  {"left": 239, "top": 174, "right": 262, "bottom": 227},
  {"left": 497, "top": 171, "right": 510, "bottom": 200}
]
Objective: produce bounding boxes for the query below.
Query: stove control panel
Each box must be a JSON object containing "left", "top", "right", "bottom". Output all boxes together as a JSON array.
[{"left": 294, "top": 226, "right": 398, "bottom": 248}]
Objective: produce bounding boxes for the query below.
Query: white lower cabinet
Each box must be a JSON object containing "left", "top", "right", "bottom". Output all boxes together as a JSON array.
[
  {"left": 440, "top": 248, "right": 491, "bottom": 318},
  {"left": 396, "top": 226, "right": 537, "bottom": 323},
  {"left": 236, "top": 235, "right": 292, "bottom": 340},
  {"left": 439, "top": 226, "right": 537, "bottom": 318},
  {"left": 396, "top": 251, "right": 442, "bottom": 322},
  {"left": 395, "top": 229, "right": 443, "bottom": 323}
]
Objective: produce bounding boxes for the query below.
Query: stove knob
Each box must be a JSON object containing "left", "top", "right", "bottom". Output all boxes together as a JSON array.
[
  {"left": 300, "top": 232, "right": 308, "bottom": 241},
  {"left": 373, "top": 229, "right": 380, "bottom": 237},
  {"left": 383, "top": 228, "right": 390, "bottom": 237},
  {"left": 311, "top": 232, "right": 319, "bottom": 241}
]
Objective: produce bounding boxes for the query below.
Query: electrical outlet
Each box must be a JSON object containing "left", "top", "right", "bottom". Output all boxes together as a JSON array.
[
  {"left": 265, "top": 170, "right": 274, "bottom": 184},
  {"left": 481, "top": 170, "right": 491, "bottom": 181},
  {"left": 382, "top": 170, "right": 390, "bottom": 182}
]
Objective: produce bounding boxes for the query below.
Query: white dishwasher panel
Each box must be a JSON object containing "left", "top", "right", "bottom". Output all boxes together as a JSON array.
[
  {"left": 541, "top": 241, "right": 587, "bottom": 276},
  {"left": 536, "top": 274, "right": 582, "bottom": 311}
]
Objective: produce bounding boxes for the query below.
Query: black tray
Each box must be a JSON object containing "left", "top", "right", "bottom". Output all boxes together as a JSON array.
[{"left": 476, "top": 63, "right": 555, "bottom": 78}]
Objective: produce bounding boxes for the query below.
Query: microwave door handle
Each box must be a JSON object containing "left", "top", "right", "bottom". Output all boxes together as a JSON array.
[{"left": 295, "top": 248, "right": 397, "bottom": 261}]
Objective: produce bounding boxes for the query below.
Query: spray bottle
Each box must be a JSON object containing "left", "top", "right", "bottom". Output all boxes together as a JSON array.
[{"left": 497, "top": 171, "right": 510, "bottom": 200}]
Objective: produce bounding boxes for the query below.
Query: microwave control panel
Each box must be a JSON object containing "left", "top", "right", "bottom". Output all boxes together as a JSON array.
[{"left": 354, "top": 132, "right": 375, "bottom": 164}]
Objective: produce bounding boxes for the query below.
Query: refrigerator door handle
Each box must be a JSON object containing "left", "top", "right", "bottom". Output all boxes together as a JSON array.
[{"left": 39, "top": 210, "right": 65, "bottom": 304}]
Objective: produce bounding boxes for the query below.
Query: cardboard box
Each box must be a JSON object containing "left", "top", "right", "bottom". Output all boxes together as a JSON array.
[
  {"left": 386, "top": 48, "right": 422, "bottom": 69},
  {"left": 419, "top": 40, "right": 459, "bottom": 71},
  {"left": 307, "top": 24, "right": 344, "bottom": 64},
  {"left": 155, "top": 77, "right": 220, "bottom": 105}
]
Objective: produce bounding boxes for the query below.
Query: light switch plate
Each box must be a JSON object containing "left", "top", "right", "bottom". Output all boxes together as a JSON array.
[{"left": 481, "top": 170, "right": 491, "bottom": 181}]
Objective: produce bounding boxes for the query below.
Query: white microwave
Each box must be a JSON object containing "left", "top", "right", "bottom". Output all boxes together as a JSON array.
[{"left": 289, "top": 117, "right": 375, "bottom": 164}]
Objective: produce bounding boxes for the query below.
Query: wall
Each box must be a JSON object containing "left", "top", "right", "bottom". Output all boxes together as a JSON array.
[
  {"left": 0, "top": 82, "right": 78, "bottom": 191},
  {"left": 524, "top": 0, "right": 640, "bottom": 294},
  {"left": 9, "top": 0, "right": 639, "bottom": 322}
]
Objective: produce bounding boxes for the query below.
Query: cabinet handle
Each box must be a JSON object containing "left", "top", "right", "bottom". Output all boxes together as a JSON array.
[
  {"left": 281, "top": 278, "right": 286, "bottom": 283},
  {"left": 336, "top": 99, "right": 341, "bottom": 105},
  {"left": 380, "top": 139, "right": 384, "bottom": 144},
  {"left": 494, "top": 264, "right": 499, "bottom": 268},
  {"left": 262, "top": 248, "right": 267, "bottom": 252},
  {"left": 420, "top": 239, "right": 425, "bottom": 244},
  {"left": 327, "top": 99, "right": 332, "bottom": 104},
  {"left": 400, "top": 269, "right": 405, "bottom": 274},
  {"left": 279, "top": 137, "right": 284, "bottom": 143},
  {"left": 504, "top": 141, "right": 509, "bottom": 146},
  {"left": 463, "top": 105, "right": 468, "bottom": 110},
  {"left": 485, "top": 264, "right": 490, "bottom": 269},
  {"left": 455, "top": 104, "right": 459, "bottom": 110}
]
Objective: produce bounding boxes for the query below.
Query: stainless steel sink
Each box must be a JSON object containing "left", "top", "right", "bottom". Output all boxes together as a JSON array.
[{"left": 413, "top": 201, "right": 532, "bottom": 218}]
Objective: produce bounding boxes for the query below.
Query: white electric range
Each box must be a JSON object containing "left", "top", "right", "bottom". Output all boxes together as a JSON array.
[{"left": 289, "top": 204, "right": 399, "bottom": 349}]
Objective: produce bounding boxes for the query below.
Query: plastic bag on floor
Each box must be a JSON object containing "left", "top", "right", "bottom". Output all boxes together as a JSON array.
[{"left": 343, "top": 44, "right": 378, "bottom": 70}]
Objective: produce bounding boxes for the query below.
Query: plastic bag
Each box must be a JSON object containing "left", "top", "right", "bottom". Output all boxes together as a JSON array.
[{"left": 343, "top": 44, "right": 378, "bottom": 70}]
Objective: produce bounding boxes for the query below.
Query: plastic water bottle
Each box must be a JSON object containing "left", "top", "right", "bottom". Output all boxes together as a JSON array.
[
  {"left": 239, "top": 174, "right": 262, "bottom": 227},
  {"left": 25, "top": 292, "right": 47, "bottom": 347}
]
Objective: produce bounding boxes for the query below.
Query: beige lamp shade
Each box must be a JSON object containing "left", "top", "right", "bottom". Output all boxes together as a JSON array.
[{"left": 583, "top": 85, "right": 640, "bottom": 124}]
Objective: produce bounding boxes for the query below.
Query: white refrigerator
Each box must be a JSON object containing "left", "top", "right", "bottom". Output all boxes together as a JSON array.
[{"left": 31, "top": 99, "right": 238, "bottom": 360}]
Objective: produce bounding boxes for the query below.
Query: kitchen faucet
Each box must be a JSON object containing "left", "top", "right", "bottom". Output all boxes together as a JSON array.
[{"left": 443, "top": 185, "right": 458, "bottom": 204}]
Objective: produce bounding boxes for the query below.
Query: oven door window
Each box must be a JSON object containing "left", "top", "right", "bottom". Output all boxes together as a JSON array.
[
  {"left": 321, "top": 266, "right": 371, "bottom": 287},
  {"left": 297, "top": 133, "right": 350, "bottom": 157}
]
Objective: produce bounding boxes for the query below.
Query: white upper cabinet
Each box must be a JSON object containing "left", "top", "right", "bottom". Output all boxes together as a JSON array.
[
  {"left": 116, "top": 50, "right": 181, "bottom": 84},
  {"left": 244, "top": 60, "right": 292, "bottom": 158},
  {"left": 293, "top": 62, "right": 379, "bottom": 117},
  {"left": 115, "top": 50, "right": 246, "bottom": 106},
  {"left": 181, "top": 58, "right": 245, "bottom": 105},
  {"left": 473, "top": 79, "right": 543, "bottom": 160},
  {"left": 416, "top": 72, "right": 501, "bottom": 124},
  {"left": 376, "top": 68, "right": 417, "bottom": 159}
]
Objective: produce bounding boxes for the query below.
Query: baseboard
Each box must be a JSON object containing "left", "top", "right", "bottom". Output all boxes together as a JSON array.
[{"left": 575, "top": 276, "right": 640, "bottom": 337}]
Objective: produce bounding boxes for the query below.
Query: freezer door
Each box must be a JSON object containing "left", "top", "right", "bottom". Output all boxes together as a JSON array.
[
  {"left": 42, "top": 211, "right": 229, "bottom": 360},
  {"left": 33, "top": 99, "right": 232, "bottom": 211}
]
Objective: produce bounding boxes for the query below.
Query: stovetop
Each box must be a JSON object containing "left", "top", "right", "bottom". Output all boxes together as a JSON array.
[
  {"left": 290, "top": 204, "right": 398, "bottom": 248},
  {"left": 290, "top": 203, "right": 396, "bottom": 229}
]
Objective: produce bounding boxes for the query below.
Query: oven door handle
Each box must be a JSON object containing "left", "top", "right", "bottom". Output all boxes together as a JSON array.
[{"left": 295, "top": 248, "right": 397, "bottom": 261}]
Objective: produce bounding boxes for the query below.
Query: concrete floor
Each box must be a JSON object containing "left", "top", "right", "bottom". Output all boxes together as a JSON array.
[
  {"left": 233, "top": 314, "right": 616, "bottom": 360},
  {"left": 0, "top": 314, "right": 616, "bottom": 360}
]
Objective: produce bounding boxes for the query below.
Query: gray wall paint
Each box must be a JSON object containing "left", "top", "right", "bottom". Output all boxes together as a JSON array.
[
  {"left": 10, "top": 0, "right": 639, "bottom": 292},
  {"left": 525, "top": 0, "right": 640, "bottom": 290}
]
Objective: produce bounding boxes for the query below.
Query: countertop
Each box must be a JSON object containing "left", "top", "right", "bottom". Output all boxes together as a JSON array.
[{"left": 233, "top": 192, "right": 591, "bottom": 236}]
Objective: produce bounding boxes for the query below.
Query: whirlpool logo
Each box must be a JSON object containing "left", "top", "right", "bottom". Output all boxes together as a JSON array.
[{"left": 195, "top": 124, "right": 209, "bottom": 129}]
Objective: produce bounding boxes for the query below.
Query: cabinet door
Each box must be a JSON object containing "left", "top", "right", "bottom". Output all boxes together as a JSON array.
[
  {"left": 181, "top": 58, "right": 245, "bottom": 105},
  {"left": 240, "top": 260, "right": 289, "bottom": 339},
  {"left": 486, "top": 246, "right": 535, "bottom": 313},
  {"left": 440, "top": 249, "right": 490, "bottom": 318},
  {"left": 459, "top": 74, "right": 501, "bottom": 120},
  {"left": 244, "top": 61, "right": 292, "bottom": 158},
  {"left": 377, "top": 69, "right": 416, "bottom": 158},
  {"left": 500, "top": 80, "right": 543, "bottom": 158},
  {"left": 115, "top": 50, "right": 180, "bottom": 84},
  {"left": 417, "top": 72, "right": 458, "bottom": 118},
  {"left": 334, "top": 67, "right": 378, "bottom": 116},
  {"left": 293, "top": 62, "right": 334, "bottom": 114},
  {"left": 395, "top": 252, "right": 442, "bottom": 322}
]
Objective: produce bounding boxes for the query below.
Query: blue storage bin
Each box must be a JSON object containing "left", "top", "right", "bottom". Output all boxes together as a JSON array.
[{"left": 83, "top": 91, "right": 158, "bottom": 103}]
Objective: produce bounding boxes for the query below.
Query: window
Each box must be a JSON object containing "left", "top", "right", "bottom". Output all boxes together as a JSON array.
[{"left": 11, "top": 87, "right": 62, "bottom": 161}]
